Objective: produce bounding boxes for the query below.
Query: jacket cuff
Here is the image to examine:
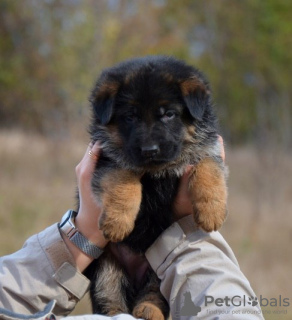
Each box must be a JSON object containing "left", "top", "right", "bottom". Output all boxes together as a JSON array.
[
  {"left": 38, "top": 223, "right": 90, "bottom": 300},
  {"left": 145, "top": 215, "right": 204, "bottom": 272}
]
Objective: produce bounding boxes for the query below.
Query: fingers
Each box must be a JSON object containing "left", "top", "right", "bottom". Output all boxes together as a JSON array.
[
  {"left": 83, "top": 142, "right": 101, "bottom": 165},
  {"left": 75, "top": 142, "right": 101, "bottom": 184},
  {"left": 89, "top": 142, "right": 102, "bottom": 161},
  {"left": 173, "top": 165, "right": 194, "bottom": 219},
  {"left": 179, "top": 165, "right": 193, "bottom": 189},
  {"left": 217, "top": 135, "right": 225, "bottom": 162}
]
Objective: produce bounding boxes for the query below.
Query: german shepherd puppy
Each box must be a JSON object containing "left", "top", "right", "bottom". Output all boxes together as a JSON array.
[{"left": 85, "top": 56, "right": 227, "bottom": 320}]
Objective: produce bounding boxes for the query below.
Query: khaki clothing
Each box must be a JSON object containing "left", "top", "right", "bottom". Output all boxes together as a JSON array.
[{"left": 0, "top": 215, "right": 264, "bottom": 319}]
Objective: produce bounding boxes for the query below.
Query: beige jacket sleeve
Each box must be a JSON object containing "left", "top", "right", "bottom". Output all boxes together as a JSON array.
[
  {"left": 0, "top": 217, "right": 264, "bottom": 320},
  {"left": 0, "top": 224, "right": 140, "bottom": 320},
  {"left": 0, "top": 223, "right": 91, "bottom": 319},
  {"left": 146, "top": 215, "right": 264, "bottom": 319}
]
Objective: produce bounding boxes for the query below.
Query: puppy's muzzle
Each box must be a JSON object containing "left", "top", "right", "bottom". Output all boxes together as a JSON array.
[{"left": 140, "top": 144, "right": 160, "bottom": 159}]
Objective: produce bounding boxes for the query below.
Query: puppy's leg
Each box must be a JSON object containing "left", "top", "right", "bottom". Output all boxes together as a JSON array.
[
  {"left": 89, "top": 252, "right": 131, "bottom": 315},
  {"left": 189, "top": 157, "right": 227, "bottom": 232},
  {"left": 93, "top": 167, "right": 142, "bottom": 242},
  {"left": 132, "top": 271, "right": 169, "bottom": 320}
]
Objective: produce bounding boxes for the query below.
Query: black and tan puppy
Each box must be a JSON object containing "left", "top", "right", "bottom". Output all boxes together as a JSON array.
[{"left": 85, "top": 56, "right": 227, "bottom": 320}]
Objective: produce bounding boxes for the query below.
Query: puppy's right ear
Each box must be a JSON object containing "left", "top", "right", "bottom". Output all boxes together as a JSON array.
[{"left": 90, "top": 81, "right": 119, "bottom": 125}]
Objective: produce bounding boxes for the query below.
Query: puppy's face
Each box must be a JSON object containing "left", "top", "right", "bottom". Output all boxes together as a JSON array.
[
  {"left": 90, "top": 56, "right": 213, "bottom": 170},
  {"left": 113, "top": 79, "right": 186, "bottom": 167}
]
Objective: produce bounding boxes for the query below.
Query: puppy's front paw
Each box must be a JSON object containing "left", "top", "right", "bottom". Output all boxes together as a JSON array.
[
  {"left": 189, "top": 158, "right": 227, "bottom": 232},
  {"left": 194, "top": 201, "right": 227, "bottom": 232},
  {"left": 133, "top": 302, "right": 165, "bottom": 320},
  {"left": 97, "top": 169, "right": 142, "bottom": 242},
  {"left": 99, "top": 210, "right": 136, "bottom": 242}
]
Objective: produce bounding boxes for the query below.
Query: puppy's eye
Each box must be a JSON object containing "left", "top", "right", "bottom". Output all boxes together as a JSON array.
[
  {"left": 125, "top": 114, "right": 137, "bottom": 123},
  {"left": 161, "top": 110, "right": 176, "bottom": 122},
  {"left": 165, "top": 110, "right": 176, "bottom": 118}
]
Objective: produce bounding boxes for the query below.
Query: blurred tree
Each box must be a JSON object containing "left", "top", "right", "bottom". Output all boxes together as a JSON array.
[
  {"left": 0, "top": 0, "right": 72, "bottom": 136},
  {"left": 0, "top": 0, "right": 291, "bottom": 147},
  {"left": 163, "top": 0, "right": 292, "bottom": 147}
]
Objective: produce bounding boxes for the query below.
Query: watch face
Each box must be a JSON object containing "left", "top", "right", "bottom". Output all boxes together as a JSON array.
[
  {"left": 59, "top": 213, "right": 69, "bottom": 228},
  {"left": 60, "top": 210, "right": 74, "bottom": 228}
]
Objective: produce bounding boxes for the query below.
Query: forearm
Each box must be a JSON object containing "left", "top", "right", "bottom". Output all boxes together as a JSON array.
[
  {"left": 146, "top": 215, "right": 264, "bottom": 320},
  {"left": 0, "top": 223, "right": 90, "bottom": 317},
  {"left": 61, "top": 212, "right": 108, "bottom": 273}
]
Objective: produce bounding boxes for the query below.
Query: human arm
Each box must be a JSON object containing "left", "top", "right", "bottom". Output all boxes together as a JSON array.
[
  {"left": 0, "top": 223, "right": 140, "bottom": 320},
  {"left": 0, "top": 143, "right": 114, "bottom": 319},
  {"left": 63, "top": 142, "right": 108, "bottom": 272},
  {"left": 145, "top": 137, "right": 264, "bottom": 319},
  {"left": 145, "top": 215, "right": 264, "bottom": 319}
]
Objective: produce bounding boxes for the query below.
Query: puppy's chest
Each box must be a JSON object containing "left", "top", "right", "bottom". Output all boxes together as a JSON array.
[{"left": 122, "top": 173, "right": 180, "bottom": 253}]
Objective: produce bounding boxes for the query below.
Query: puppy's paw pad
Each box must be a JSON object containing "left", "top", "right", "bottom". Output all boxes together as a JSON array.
[{"left": 133, "top": 302, "right": 164, "bottom": 320}]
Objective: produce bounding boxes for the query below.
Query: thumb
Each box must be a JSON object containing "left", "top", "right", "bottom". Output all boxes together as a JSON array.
[{"left": 173, "top": 165, "right": 194, "bottom": 220}]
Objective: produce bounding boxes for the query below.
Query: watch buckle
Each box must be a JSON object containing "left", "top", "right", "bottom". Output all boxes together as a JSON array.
[{"left": 67, "top": 227, "right": 78, "bottom": 239}]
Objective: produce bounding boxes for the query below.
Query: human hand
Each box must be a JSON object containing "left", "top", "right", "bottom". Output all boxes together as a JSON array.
[
  {"left": 173, "top": 136, "right": 225, "bottom": 221},
  {"left": 75, "top": 142, "right": 108, "bottom": 250},
  {"left": 62, "top": 142, "right": 108, "bottom": 272}
]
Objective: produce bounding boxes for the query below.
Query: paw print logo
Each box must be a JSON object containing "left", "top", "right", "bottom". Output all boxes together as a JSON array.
[{"left": 248, "top": 296, "right": 258, "bottom": 307}]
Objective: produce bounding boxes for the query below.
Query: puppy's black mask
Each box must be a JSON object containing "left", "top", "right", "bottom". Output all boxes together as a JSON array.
[{"left": 114, "top": 76, "right": 186, "bottom": 167}]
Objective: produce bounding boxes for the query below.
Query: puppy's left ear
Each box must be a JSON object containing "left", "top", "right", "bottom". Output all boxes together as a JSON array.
[
  {"left": 90, "top": 81, "right": 119, "bottom": 125},
  {"left": 180, "top": 78, "right": 210, "bottom": 121}
]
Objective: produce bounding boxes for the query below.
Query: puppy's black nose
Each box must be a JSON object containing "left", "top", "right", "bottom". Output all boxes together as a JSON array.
[{"left": 141, "top": 145, "right": 159, "bottom": 158}]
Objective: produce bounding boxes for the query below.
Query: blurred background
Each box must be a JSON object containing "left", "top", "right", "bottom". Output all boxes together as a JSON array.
[{"left": 0, "top": 0, "right": 291, "bottom": 319}]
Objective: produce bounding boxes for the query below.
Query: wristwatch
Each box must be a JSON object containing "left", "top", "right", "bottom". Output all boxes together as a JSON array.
[{"left": 58, "top": 209, "right": 104, "bottom": 259}]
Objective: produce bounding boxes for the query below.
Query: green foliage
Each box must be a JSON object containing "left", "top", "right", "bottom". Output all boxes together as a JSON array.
[{"left": 0, "top": 0, "right": 291, "bottom": 147}]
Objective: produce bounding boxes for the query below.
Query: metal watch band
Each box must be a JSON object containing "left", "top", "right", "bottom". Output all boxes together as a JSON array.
[
  {"left": 70, "top": 230, "right": 104, "bottom": 259},
  {"left": 58, "top": 210, "right": 103, "bottom": 259}
]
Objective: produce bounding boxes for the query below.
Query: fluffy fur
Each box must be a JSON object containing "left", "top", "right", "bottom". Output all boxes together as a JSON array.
[{"left": 84, "top": 56, "right": 228, "bottom": 320}]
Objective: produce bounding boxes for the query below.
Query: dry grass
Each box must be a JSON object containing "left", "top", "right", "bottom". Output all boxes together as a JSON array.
[{"left": 0, "top": 130, "right": 291, "bottom": 319}]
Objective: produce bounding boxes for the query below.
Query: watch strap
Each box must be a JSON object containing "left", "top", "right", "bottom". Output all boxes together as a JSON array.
[
  {"left": 59, "top": 210, "right": 103, "bottom": 259},
  {"left": 70, "top": 230, "right": 104, "bottom": 259}
]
